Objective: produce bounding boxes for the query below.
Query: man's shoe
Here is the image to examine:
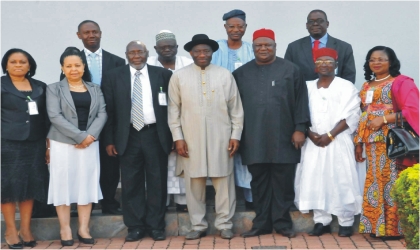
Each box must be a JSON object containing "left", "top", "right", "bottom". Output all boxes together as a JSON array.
[
  {"left": 308, "top": 223, "right": 331, "bottom": 236},
  {"left": 148, "top": 229, "right": 166, "bottom": 241},
  {"left": 338, "top": 226, "right": 353, "bottom": 237},
  {"left": 241, "top": 228, "right": 272, "bottom": 238},
  {"left": 125, "top": 229, "right": 145, "bottom": 242},
  {"left": 276, "top": 228, "right": 296, "bottom": 238},
  {"left": 220, "top": 229, "right": 234, "bottom": 239},
  {"left": 185, "top": 230, "right": 206, "bottom": 240},
  {"left": 102, "top": 207, "right": 122, "bottom": 215}
]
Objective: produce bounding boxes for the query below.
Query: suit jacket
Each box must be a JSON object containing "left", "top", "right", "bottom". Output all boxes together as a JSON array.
[
  {"left": 284, "top": 34, "right": 356, "bottom": 83},
  {"left": 101, "top": 64, "right": 173, "bottom": 156},
  {"left": 59, "top": 49, "right": 125, "bottom": 82},
  {"left": 1, "top": 75, "right": 50, "bottom": 141},
  {"left": 46, "top": 78, "right": 107, "bottom": 144}
]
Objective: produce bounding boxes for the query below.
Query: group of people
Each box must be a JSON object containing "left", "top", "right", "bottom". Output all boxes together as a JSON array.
[{"left": 1, "top": 8, "right": 419, "bottom": 249}]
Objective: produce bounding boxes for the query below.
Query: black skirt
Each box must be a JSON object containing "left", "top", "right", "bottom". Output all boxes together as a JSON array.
[{"left": 1, "top": 138, "right": 49, "bottom": 203}]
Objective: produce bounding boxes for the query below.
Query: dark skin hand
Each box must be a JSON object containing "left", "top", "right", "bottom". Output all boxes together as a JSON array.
[
  {"left": 106, "top": 144, "right": 118, "bottom": 157},
  {"left": 228, "top": 139, "right": 240, "bottom": 157},
  {"left": 309, "top": 119, "right": 349, "bottom": 148},
  {"left": 291, "top": 131, "right": 306, "bottom": 149},
  {"left": 355, "top": 144, "right": 366, "bottom": 162},
  {"left": 176, "top": 140, "right": 189, "bottom": 158}
]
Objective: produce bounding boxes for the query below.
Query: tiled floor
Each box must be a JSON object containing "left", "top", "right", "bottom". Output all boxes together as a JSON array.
[{"left": 1, "top": 232, "right": 406, "bottom": 249}]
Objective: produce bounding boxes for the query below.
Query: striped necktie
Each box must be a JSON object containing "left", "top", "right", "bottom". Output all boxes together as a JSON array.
[
  {"left": 312, "top": 40, "right": 320, "bottom": 62},
  {"left": 89, "top": 53, "right": 101, "bottom": 85},
  {"left": 132, "top": 70, "right": 144, "bottom": 131}
]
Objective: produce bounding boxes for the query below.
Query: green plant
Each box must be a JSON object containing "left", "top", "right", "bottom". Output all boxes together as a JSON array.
[{"left": 391, "top": 163, "right": 419, "bottom": 249}]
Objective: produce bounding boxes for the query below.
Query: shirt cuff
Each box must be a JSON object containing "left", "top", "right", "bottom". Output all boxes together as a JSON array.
[
  {"left": 171, "top": 128, "right": 184, "bottom": 141},
  {"left": 295, "top": 124, "right": 307, "bottom": 134},
  {"left": 230, "top": 129, "right": 242, "bottom": 140}
]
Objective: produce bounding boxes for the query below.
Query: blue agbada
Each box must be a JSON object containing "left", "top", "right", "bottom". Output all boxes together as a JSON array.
[{"left": 211, "top": 40, "right": 254, "bottom": 73}]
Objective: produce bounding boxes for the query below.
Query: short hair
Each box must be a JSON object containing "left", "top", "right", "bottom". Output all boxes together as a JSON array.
[
  {"left": 1, "top": 48, "right": 37, "bottom": 77},
  {"left": 78, "top": 20, "right": 100, "bottom": 32},
  {"left": 307, "top": 9, "right": 328, "bottom": 21},
  {"left": 363, "top": 46, "right": 401, "bottom": 81},
  {"left": 59, "top": 46, "right": 92, "bottom": 82}
]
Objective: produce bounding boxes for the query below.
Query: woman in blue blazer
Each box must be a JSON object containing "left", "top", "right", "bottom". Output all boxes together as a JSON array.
[
  {"left": 46, "top": 47, "right": 107, "bottom": 246},
  {"left": 1, "top": 48, "right": 50, "bottom": 249}
]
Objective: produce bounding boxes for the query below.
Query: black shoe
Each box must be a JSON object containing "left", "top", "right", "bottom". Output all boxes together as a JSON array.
[
  {"left": 245, "top": 201, "right": 254, "bottom": 210},
  {"left": 276, "top": 228, "right": 296, "bottom": 238},
  {"left": 17, "top": 231, "right": 37, "bottom": 247},
  {"left": 382, "top": 236, "right": 403, "bottom": 241},
  {"left": 176, "top": 204, "right": 188, "bottom": 213},
  {"left": 240, "top": 228, "right": 272, "bottom": 238},
  {"left": 185, "top": 230, "right": 207, "bottom": 240},
  {"left": 60, "top": 239, "right": 74, "bottom": 247},
  {"left": 125, "top": 229, "right": 145, "bottom": 242},
  {"left": 77, "top": 233, "right": 95, "bottom": 244},
  {"left": 4, "top": 238, "right": 23, "bottom": 249},
  {"left": 148, "top": 229, "right": 166, "bottom": 241},
  {"left": 308, "top": 223, "right": 331, "bottom": 236},
  {"left": 102, "top": 207, "right": 122, "bottom": 215},
  {"left": 338, "top": 226, "right": 353, "bottom": 237},
  {"left": 369, "top": 233, "right": 377, "bottom": 238}
]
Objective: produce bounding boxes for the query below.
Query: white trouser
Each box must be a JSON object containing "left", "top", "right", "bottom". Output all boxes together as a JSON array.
[{"left": 313, "top": 209, "right": 354, "bottom": 227}]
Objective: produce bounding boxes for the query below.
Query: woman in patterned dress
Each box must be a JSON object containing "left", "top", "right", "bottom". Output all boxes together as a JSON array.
[{"left": 354, "top": 46, "right": 409, "bottom": 239}]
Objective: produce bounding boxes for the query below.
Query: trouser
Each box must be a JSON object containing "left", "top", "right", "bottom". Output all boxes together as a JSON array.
[
  {"left": 119, "top": 125, "right": 168, "bottom": 230},
  {"left": 248, "top": 163, "right": 295, "bottom": 231},
  {"left": 185, "top": 170, "right": 236, "bottom": 231},
  {"left": 99, "top": 140, "right": 120, "bottom": 211},
  {"left": 166, "top": 194, "right": 187, "bottom": 206},
  {"left": 313, "top": 209, "right": 354, "bottom": 227}
]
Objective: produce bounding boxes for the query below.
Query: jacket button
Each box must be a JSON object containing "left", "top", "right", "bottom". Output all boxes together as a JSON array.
[
  {"left": 26, "top": 120, "right": 29, "bottom": 123},
  {"left": 26, "top": 110, "right": 29, "bottom": 113}
]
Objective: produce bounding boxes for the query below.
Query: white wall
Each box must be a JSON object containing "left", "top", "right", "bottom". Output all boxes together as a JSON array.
[{"left": 1, "top": 1, "right": 419, "bottom": 89}]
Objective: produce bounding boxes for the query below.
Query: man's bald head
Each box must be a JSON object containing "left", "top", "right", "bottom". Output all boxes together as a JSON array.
[{"left": 125, "top": 40, "right": 149, "bottom": 70}]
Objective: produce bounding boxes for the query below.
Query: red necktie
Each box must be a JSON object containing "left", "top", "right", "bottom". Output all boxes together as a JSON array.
[{"left": 312, "top": 40, "right": 320, "bottom": 62}]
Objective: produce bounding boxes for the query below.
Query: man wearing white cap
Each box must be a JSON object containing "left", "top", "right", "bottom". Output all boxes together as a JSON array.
[{"left": 147, "top": 30, "right": 193, "bottom": 212}]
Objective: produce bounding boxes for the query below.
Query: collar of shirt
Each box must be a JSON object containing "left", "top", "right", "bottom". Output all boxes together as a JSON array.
[
  {"left": 84, "top": 47, "right": 102, "bottom": 58},
  {"left": 129, "top": 64, "right": 149, "bottom": 79},
  {"left": 310, "top": 33, "right": 328, "bottom": 48}
]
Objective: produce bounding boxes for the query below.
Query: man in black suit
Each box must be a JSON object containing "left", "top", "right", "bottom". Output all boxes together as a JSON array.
[
  {"left": 284, "top": 9, "right": 356, "bottom": 83},
  {"left": 101, "top": 41, "right": 173, "bottom": 241},
  {"left": 60, "top": 20, "right": 126, "bottom": 215}
]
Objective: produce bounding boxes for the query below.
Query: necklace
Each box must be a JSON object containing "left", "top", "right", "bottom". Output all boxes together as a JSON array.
[
  {"left": 68, "top": 83, "right": 85, "bottom": 89},
  {"left": 374, "top": 74, "right": 390, "bottom": 82}
]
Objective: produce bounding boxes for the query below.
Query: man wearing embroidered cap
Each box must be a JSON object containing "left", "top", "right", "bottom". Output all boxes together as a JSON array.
[
  {"left": 147, "top": 30, "right": 193, "bottom": 212},
  {"left": 168, "top": 34, "right": 244, "bottom": 240},
  {"left": 294, "top": 47, "right": 361, "bottom": 237},
  {"left": 211, "top": 9, "right": 255, "bottom": 210},
  {"left": 233, "top": 28, "right": 310, "bottom": 238}
]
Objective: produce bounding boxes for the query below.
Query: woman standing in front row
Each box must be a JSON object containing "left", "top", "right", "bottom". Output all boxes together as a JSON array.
[
  {"left": 354, "top": 46, "right": 419, "bottom": 239},
  {"left": 1, "top": 49, "right": 50, "bottom": 249},
  {"left": 46, "top": 47, "right": 107, "bottom": 246}
]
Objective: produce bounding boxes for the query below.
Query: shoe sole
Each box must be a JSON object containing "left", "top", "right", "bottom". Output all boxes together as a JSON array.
[{"left": 186, "top": 232, "right": 206, "bottom": 240}]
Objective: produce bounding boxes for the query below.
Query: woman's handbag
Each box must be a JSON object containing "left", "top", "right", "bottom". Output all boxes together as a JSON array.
[{"left": 386, "top": 112, "right": 419, "bottom": 159}]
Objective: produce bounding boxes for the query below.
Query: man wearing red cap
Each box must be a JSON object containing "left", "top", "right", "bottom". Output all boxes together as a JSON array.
[
  {"left": 284, "top": 10, "right": 356, "bottom": 84},
  {"left": 233, "top": 28, "right": 310, "bottom": 238},
  {"left": 294, "top": 48, "right": 362, "bottom": 237}
]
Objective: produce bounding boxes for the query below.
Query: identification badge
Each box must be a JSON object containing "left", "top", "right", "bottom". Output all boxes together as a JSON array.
[
  {"left": 158, "top": 92, "right": 167, "bottom": 106},
  {"left": 28, "top": 101, "right": 39, "bottom": 115},
  {"left": 365, "top": 90, "right": 374, "bottom": 103},
  {"left": 234, "top": 62, "right": 242, "bottom": 70}
]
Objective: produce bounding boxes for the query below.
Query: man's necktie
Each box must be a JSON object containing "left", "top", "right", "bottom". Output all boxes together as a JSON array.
[
  {"left": 89, "top": 53, "right": 101, "bottom": 85},
  {"left": 312, "top": 40, "right": 320, "bottom": 62},
  {"left": 132, "top": 71, "right": 144, "bottom": 131}
]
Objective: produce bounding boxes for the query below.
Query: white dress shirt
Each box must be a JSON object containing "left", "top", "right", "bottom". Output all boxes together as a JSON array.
[{"left": 129, "top": 65, "right": 156, "bottom": 125}]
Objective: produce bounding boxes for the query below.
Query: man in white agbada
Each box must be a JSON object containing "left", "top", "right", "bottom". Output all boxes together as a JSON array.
[
  {"left": 294, "top": 48, "right": 362, "bottom": 237},
  {"left": 168, "top": 34, "right": 244, "bottom": 240},
  {"left": 147, "top": 30, "right": 193, "bottom": 212}
]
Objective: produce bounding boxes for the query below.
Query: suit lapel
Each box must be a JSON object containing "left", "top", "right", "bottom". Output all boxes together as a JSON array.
[
  {"left": 1, "top": 75, "right": 27, "bottom": 99},
  {"left": 29, "top": 78, "right": 43, "bottom": 100},
  {"left": 84, "top": 81, "right": 97, "bottom": 116},
  {"left": 59, "top": 78, "right": 77, "bottom": 113},
  {"left": 302, "top": 36, "right": 315, "bottom": 67},
  {"left": 102, "top": 50, "right": 111, "bottom": 72},
  {"left": 147, "top": 65, "right": 159, "bottom": 105},
  {"left": 326, "top": 35, "right": 337, "bottom": 50},
  {"left": 121, "top": 65, "right": 132, "bottom": 107}
]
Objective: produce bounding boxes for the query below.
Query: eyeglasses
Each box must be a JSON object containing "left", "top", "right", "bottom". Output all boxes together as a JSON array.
[
  {"left": 368, "top": 59, "right": 389, "bottom": 63},
  {"left": 156, "top": 45, "right": 176, "bottom": 51},
  {"left": 127, "top": 51, "right": 147, "bottom": 56},
  {"left": 314, "top": 60, "right": 335, "bottom": 66},
  {"left": 307, "top": 18, "right": 325, "bottom": 25}
]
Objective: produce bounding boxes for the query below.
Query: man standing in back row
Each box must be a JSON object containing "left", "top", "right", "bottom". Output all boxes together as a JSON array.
[
  {"left": 284, "top": 10, "right": 356, "bottom": 83},
  {"left": 233, "top": 28, "right": 310, "bottom": 238},
  {"left": 60, "top": 20, "right": 125, "bottom": 215}
]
